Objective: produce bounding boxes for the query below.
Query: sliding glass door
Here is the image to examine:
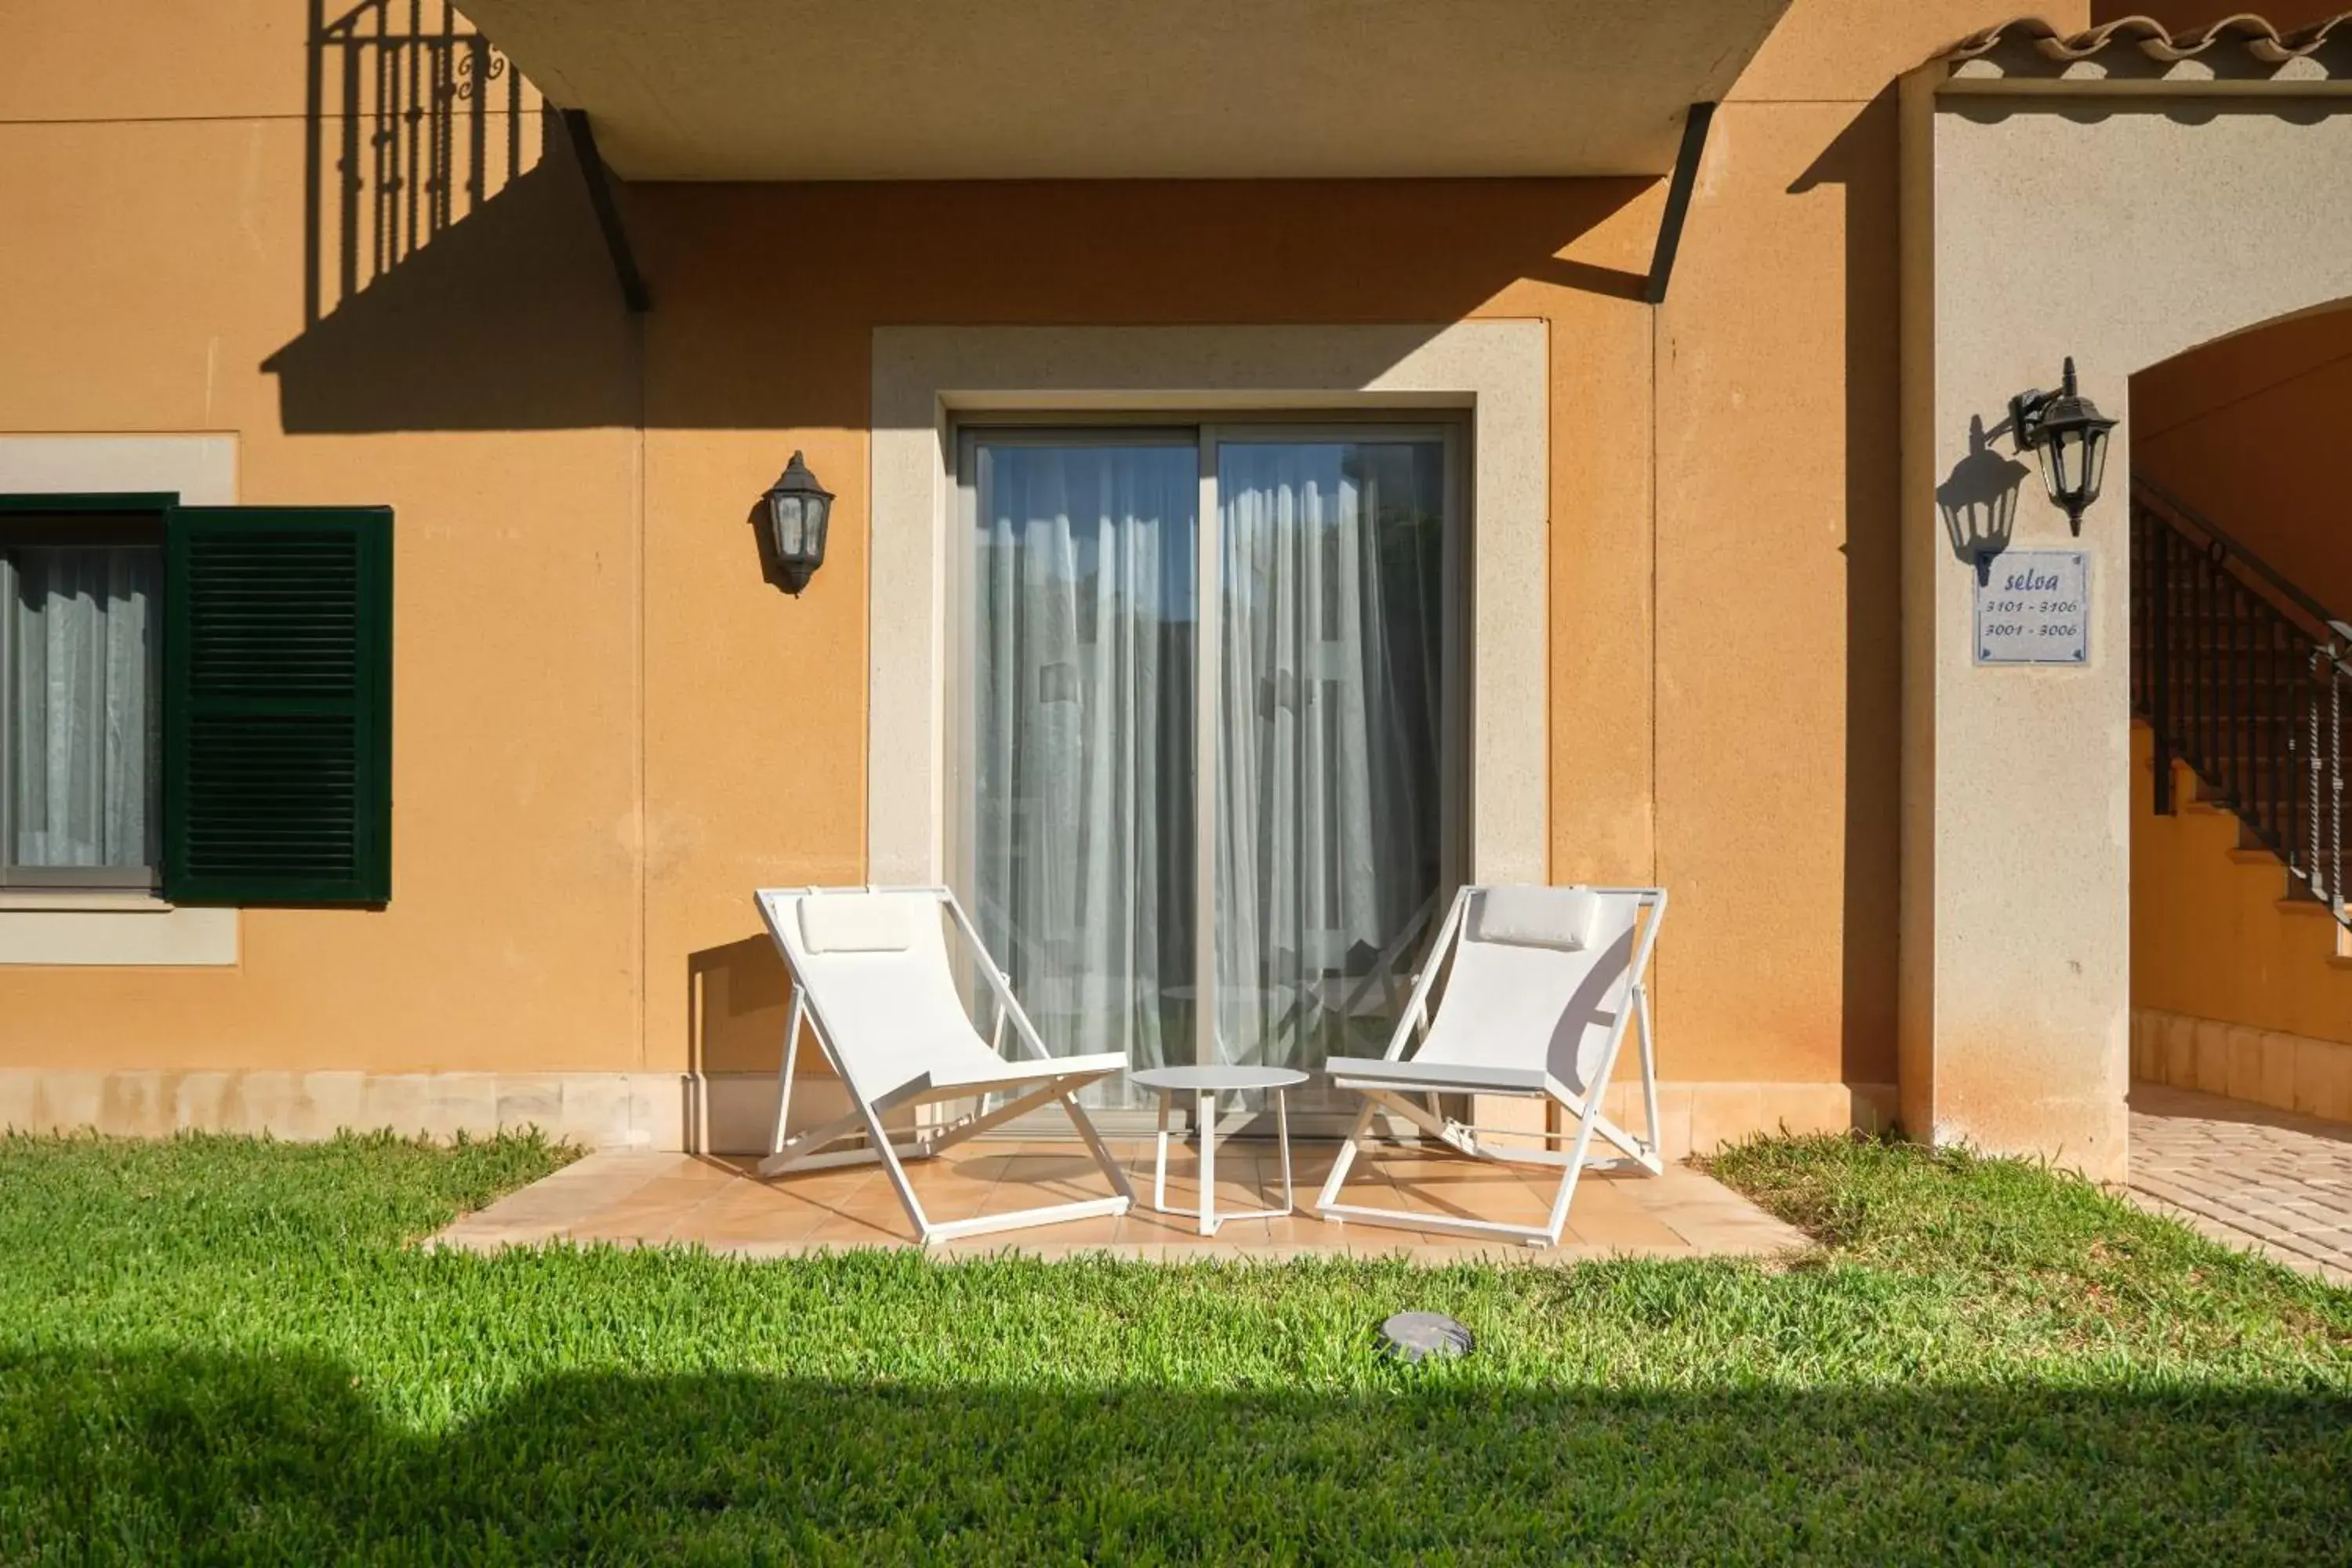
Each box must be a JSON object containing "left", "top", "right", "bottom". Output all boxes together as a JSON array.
[
  {"left": 959, "top": 424, "right": 1459, "bottom": 1108},
  {"left": 1210, "top": 433, "right": 1453, "bottom": 1080}
]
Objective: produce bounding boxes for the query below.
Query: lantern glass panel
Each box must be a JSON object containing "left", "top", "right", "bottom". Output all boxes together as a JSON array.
[
  {"left": 2033, "top": 438, "right": 2060, "bottom": 506},
  {"left": 771, "top": 494, "right": 806, "bottom": 557},
  {"left": 2082, "top": 424, "right": 2110, "bottom": 504},
  {"left": 2052, "top": 428, "right": 2083, "bottom": 500}
]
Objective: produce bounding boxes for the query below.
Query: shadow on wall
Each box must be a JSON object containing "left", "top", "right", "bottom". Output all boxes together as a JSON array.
[
  {"left": 7, "top": 1347, "right": 2348, "bottom": 1559},
  {"left": 299, "top": 0, "right": 539, "bottom": 330},
  {"left": 2131, "top": 298, "right": 2352, "bottom": 615},
  {"left": 688, "top": 935, "right": 795, "bottom": 1080},
  {"left": 1937, "top": 416, "right": 2031, "bottom": 585},
  {"left": 264, "top": 0, "right": 636, "bottom": 431},
  {"left": 1948, "top": 93, "right": 2343, "bottom": 136},
  {"left": 623, "top": 176, "right": 1654, "bottom": 437},
  {"left": 264, "top": 0, "right": 1663, "bottom": 440},
  {"left": 1788, "top": 89, "right": 1902, "bottom": 1093}
]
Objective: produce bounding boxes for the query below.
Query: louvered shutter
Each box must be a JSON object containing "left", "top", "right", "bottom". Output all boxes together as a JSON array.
[{"left": 162, "top": 507, "right": 392, "bottom": 906}]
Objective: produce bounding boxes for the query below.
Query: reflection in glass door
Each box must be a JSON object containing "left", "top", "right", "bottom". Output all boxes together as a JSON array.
[
  {"left": 1211, "top": 436, "right": 1451, "bottom": 1080},
  {"left": 960, "top": 426, "right": 1456, "bottom": 1108},
  {"left": 964, "top": 437, "right": 1199, "bottom": 1096}
]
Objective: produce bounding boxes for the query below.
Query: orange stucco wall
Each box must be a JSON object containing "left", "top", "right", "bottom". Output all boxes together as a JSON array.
[
  {"left": 0, "top": 0, "right": 2067, "bottom": 1103},
  {"left": 2132, "top": 728, "right": 2352, "bottom": 1047},
  {"left": 2133, "top": 304, "right": 2352, "bottom": 616}
]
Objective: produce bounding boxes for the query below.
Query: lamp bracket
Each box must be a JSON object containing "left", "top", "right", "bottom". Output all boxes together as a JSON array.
[{"left": 2007, "top": 388, "right": 2051, "bottom": 453}]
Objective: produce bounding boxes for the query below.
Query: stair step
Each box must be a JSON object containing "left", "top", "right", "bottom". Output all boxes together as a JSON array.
[{"left": 2275, "top": 896, "right": 2343, "bottom": 919}]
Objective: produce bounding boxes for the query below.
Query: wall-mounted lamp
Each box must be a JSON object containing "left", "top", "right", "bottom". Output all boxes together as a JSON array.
[
  {"left": 760, "top": 451, "right": 833, "bottom": 594},
  {"left": 2009, "top": 357, "right": 2118, "bottom": 535}
]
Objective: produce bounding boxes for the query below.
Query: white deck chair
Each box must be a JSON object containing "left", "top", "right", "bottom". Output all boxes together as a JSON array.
[
  {"left": 753, "top": 886, "right": 1134, "bottom": 1246},
  {"left": 1316, "top": 884, "right": 1667, "bottom": 1249}
]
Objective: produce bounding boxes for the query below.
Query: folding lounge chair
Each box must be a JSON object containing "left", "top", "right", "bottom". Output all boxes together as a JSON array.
[
  {"left": 753, "top": 886, "right": 1134, "bottom": 1245},
  {"left": 1316, "top": 884, "right": 1667, "bottom": 1249}
]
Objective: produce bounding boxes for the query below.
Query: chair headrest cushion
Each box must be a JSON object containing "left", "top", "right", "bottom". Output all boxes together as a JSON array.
[
  {"left": 797, "top": 895, "right": 918, "bottom": 955},
  {"left": 1471, "top": 886, "right": 1599, "bottom": 952}
]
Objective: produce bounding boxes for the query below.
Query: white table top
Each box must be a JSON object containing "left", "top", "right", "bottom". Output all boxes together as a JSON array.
[{"left": 1130, "top": 1064, "right": 1310, "bottom": 1092}]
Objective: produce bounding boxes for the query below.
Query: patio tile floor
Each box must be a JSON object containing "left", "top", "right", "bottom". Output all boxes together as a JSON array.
[
  {"left": 430, "top": 1138, "right": 1809, "bottom": 1264},
  {"left": 2126, "top": 1082, "right": 2352, "bottom": 1285}
]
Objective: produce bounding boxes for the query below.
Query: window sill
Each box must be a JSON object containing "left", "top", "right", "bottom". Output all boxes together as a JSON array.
[
  {"left": 0, "top": 897, "right": 235, "bottom": 965},
  {"left": 0, "top": 890, "right": 174, "bottom": 913}
]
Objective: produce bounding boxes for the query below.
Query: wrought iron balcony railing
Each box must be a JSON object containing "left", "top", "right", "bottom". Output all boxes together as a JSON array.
[{"left": 2130, "top": 477, "right": 2350, "bottom": 933}]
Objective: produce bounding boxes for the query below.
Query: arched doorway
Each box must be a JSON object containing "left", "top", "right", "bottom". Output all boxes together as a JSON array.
[{"left": 2126, "top": 300, "right": 2352, "bottom": 1118}]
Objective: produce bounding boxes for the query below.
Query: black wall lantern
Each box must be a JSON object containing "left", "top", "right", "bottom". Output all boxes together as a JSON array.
[
  {"left": 2009, "top": 357, "right": 2118, "bottom": 535},
  {"left": 761, "top": 450, "right": 833, "bottom": 594}
]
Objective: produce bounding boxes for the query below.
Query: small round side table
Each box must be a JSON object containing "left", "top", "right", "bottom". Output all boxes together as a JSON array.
[{"left": 1128, "top": 1064, "right": 1309, "bottom": 1236}]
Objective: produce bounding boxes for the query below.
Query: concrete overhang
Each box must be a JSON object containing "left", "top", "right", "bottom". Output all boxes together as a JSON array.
[{"left": 452, "top": 0, "right": 1792, "bottom": 180}]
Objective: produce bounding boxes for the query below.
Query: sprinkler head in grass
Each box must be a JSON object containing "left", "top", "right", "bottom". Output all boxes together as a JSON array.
[{"left": 1377, "top": 1312, "right": 1473, "bottom": 1363}]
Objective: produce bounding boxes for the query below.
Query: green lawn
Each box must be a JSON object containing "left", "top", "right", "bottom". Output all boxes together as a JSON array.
[{"left": 2, "top": 1131, "right": 2346, "bottom": 1564}]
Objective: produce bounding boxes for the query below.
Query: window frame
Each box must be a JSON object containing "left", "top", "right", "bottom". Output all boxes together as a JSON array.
[
  {"left": 0, "top": 497, "right": 171, "bottom": 894},
  {"left": 948, "top": 415, "right": 1470, "bottom": 1098}
]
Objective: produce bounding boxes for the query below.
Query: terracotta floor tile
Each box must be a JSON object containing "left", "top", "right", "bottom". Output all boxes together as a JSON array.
[
  {"left": 662, "top": 1183, "right": 833, "bottom": 1246},
  {"left": 569, "top": 1171, "right": 742, "bottom": 1228},
  {"left": 426, "top": 1139, "right": 1799, "bottom": 1265},
  {"left": 1256, "top": 1214, "right": 1341, "bottom": 1247},
  {"left": 1033, "top": 1211, "right": 1135, "bottom": 1247},
  {"left": 1374, "top": 1178, "right": 1558, "bottom": 1228},
  {"left": 1555, "top": 1182, "right": 1686, "bottom": 1251},
  {"left": 756, "top": 1171, "right": 885, "bottom": 1217},
  {"left": 1123, "top": 1205, "right": 1247, "bottom": 1243},
  {"left": 974, "top": 1188, "right": 1128, "bottom": 1227},
  {"left": 982, "top": 1155, "right": 1126, "bottom": 1200},
  {"left": 892, "top": 1173, "right": 1005, "bottom": 1212},
  {"left": 804, "top": 1207, "right": 920, "bottom": 1245}
]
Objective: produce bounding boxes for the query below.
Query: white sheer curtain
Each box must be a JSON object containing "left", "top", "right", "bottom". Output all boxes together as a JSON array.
[
  {"left": 5, "top": 546, "right": 161, "bottom": 873},
  {"left": 970, "top": 443, "right": 1197, "bottom": 1081},
  {"left": 1214, "top": 441, "right": 1446, "bottom": 1073}
]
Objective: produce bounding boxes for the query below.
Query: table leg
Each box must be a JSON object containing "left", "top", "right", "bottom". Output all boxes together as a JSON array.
[
  {"left": 1153, "top": 1091, "right": 1171, "bottom": 1214},
  {"left": 1198, "top": 1087, "right": 1218, "bottom": 1236},
  {"left": 1276, "top": 1087, "right": 1294, "bottom": 1215}
]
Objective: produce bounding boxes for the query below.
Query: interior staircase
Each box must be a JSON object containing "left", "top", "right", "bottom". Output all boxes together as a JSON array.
[
  {"left": 2129, "top": 478, "right": 2352, "bottom": 1122},
  {"left": 2132, "top": 477, "right": 2351, "bottom": 951}
]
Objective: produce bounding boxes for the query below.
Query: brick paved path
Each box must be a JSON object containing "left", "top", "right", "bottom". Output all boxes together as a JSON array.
[{"left": 2129, "top": 1083, "right": 2352, "bottom": 1285}]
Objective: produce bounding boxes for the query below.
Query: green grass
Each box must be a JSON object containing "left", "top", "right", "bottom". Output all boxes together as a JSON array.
[{"left": 2, "top": 1130, "right": 2346, "bottom": 1564}]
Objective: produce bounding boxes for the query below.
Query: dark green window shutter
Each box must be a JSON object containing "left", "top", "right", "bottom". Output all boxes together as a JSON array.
[{"left": 162, "top": 507, "right": 392, "bottom": 906}]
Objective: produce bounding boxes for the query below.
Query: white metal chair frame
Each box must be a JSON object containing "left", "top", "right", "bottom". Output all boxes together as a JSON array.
[
  {"left": 1315, "top": 885, "right": 1668, "bottom": 1250},
  {"left": 755, "top": 885, "right": 1134, "bottom": 1246}
]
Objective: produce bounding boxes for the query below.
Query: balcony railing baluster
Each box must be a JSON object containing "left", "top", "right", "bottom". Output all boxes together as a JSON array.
[{"left": 2133, "top": 478, "right": 2352, "bottom": 935}]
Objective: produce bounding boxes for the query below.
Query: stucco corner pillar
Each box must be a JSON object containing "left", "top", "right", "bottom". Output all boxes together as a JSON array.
[
  {"left": 1896, "top": 74, "right": 2129, "bottom": 1184},
  {"left": 1894, "top": 12, "right": 2352, "bottom": 1189}
]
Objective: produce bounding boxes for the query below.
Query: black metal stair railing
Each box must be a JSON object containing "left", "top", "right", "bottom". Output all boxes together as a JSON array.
[{"left": 2130, "top": 477, "right": 2350, "bottom": 932}]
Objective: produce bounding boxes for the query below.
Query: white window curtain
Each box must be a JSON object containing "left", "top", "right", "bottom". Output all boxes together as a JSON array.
[
  {"left": 5, "top": 546, "right": 161, "bottom": 873},
  {"left": 970, "top": 444, "right": 1198, "bottom": 1078},
  {"left": 1214, "top": 441, "right": 1446, "bottom": 1073}
]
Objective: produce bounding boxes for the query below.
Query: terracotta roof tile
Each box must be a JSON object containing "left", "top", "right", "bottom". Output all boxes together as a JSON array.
[{"left": 1951, "top": 12, "right": 2352, "bottom": 64}]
